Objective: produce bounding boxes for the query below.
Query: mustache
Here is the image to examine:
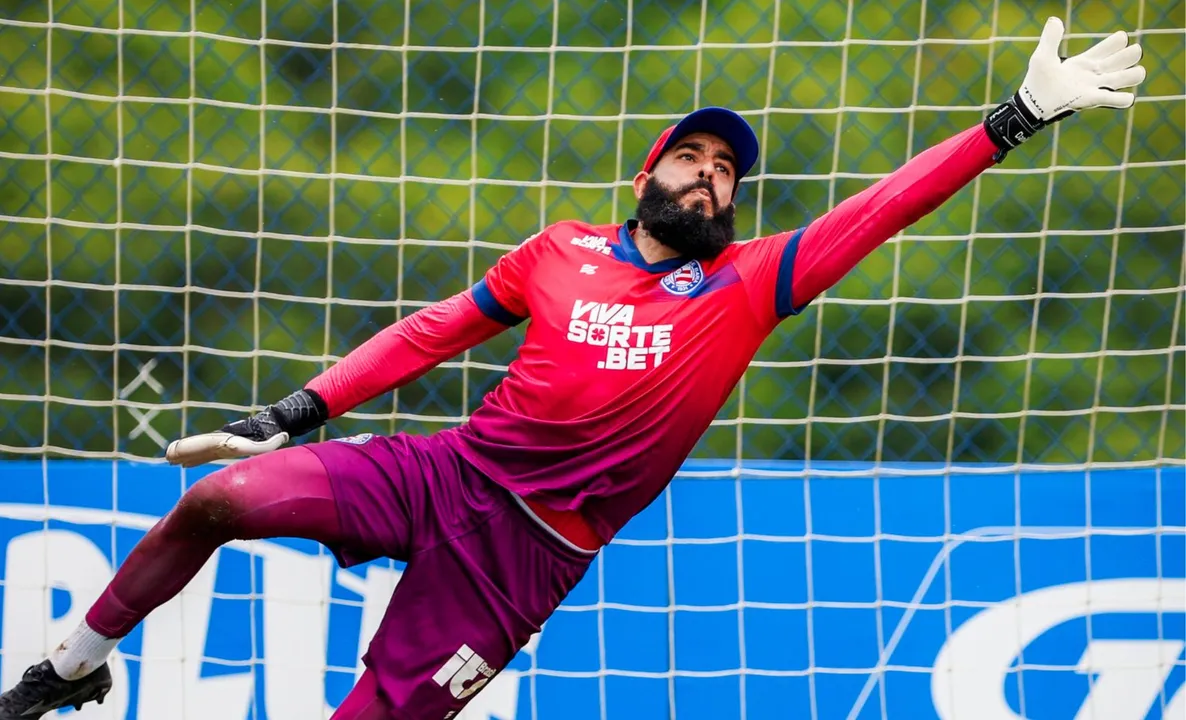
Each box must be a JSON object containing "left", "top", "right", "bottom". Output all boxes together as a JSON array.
[{"left": 675, "top": 181, "right": 718, "bottom": 208}]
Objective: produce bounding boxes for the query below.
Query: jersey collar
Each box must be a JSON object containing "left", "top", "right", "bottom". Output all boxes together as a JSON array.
[{"left": 612, "top": 219, "right": 691, "bottom": 274}]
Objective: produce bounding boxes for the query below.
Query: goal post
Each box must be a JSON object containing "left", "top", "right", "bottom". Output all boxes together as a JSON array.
[{"left": 0, "top": 0, "right": 1183, "bottom": 717}]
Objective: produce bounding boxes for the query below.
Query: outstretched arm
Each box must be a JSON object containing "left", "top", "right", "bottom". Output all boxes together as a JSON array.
[
  {"left": 166, "top": 230, "right": 547, "bottom": 467},
  {"left": 789, "top": 124, "right": 996, "bottom": 310},
  {"left": 164, "top": 291, "right": 513, "bottom": 467},
  {"left": 786, "top": 17, "right": 1145, "bottom": 312},
  {"left": 305, "top": 233, "right": 542, "bottom": 417},
  {"left": 305, "top": 290, "right": 507, "bottom": 418}
]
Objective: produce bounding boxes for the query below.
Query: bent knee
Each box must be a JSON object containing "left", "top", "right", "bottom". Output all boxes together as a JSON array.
[
  {"left": 168, "top": 463, "right": 260, "bottom": 539},
  {"left": 165, "top": 448, "right": 332, "bottom": 540}
]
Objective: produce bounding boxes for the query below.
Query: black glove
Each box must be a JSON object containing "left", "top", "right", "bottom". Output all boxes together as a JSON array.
[
  {"left": 165, "top": 389, "right": 329, "bottom": 468},
  {"left": 220, "top": 389, "right": 329, "bottom": 441}
]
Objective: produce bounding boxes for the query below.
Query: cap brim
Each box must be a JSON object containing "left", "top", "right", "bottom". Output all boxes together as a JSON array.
[{"left": 658, "top": 107, "right": 760, "bottom": 181}]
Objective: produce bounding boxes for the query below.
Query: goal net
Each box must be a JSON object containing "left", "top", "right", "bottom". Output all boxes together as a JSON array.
[{"left": 0, "top": 0, "right": 1183, "bottom": 717}]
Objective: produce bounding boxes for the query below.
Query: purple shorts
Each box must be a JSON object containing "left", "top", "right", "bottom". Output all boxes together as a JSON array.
[{"left": 304, "top": 431, "right": 594, "bottom": 719}]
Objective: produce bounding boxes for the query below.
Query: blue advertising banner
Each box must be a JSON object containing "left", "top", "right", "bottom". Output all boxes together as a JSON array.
[{"left": 0, "top": 460, "right": 1182, "bottom": 720}]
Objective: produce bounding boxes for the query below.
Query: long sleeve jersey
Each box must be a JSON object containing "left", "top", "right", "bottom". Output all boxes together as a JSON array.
[{"left": 306, "top": 123, "right": 999, "bottom": 547}]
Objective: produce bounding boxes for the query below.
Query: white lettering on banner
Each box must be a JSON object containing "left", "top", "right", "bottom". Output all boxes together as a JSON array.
[
  {"left": 1, "top": 531, "right": 130, "bottom": 720},
  {"left": 1072, "top": 639, "right": 1185, "bottom": 720},
  {"left": 0, "top": 505, "right": 527, "bottom": 720},
  {"left": 137, "top": 556, "right": 253, "bottom": 718},
  {"left": 262, "top": 550, "right": 337, "bottom": 719},
  {"left": 335, "top": 565, "right": 403, "bottom": 685},
  {"left": 931, "top": 578, "right": 1186, "bottom": 720},
  {"left": 566, "top": 300, "right": 672, "bottom": 370}
]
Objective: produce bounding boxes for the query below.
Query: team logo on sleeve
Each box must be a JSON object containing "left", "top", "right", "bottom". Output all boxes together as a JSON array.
[{"left": 660, "top": 260, "right": 704, "bottom": 296}]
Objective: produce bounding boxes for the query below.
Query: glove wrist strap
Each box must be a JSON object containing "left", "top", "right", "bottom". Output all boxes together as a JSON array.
[
  {"left": 984, "top": 90, "right": 1048, "bottom": 158},
  {"left": 271, "top": 389, "right": 329, "bottom": 437}
]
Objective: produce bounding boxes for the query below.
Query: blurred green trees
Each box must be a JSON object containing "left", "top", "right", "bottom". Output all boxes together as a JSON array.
[{"left": 0, "top": 0, "right": 1182, "bottom": 464}]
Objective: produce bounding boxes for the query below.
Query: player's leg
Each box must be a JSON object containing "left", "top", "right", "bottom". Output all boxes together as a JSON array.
[
  {"left": 91, "top": 445, "right": 346, "bottom": 640},
  {"left": 329, "top": 669, "right": 389, "bottom": 720},
  {"left": 0, "top": 446, "right": 349, "bottom": 720},
  {"left": 357, "top": 452, "right": 596, "bottom": 719}
]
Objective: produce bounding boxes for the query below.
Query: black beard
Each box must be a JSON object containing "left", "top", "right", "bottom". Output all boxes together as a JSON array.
[{"left": 635, "top": 176, "right": 736, "bottom": 261}]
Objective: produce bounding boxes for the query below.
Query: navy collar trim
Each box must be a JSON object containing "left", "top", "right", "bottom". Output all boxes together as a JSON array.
[{"left": 612, "top": 219, "right": 690, "bottom": 274}]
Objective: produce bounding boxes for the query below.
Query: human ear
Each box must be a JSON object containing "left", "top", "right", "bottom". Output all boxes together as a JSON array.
[{"left": 632, "top": 171, "right": 649, "bottom": 200}]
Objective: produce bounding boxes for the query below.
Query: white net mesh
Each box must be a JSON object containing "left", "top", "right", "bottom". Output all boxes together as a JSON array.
[{"left": 0, "top": 0, "right": 1183, "bottom": 717}]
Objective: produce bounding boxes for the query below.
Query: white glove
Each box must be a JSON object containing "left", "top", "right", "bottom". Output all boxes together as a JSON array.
[
  {"left": 1024, "top": 17, "right": 1146, "bottom": 118},
  {"left": 165, "top": 389, "right": 326, "bottom": 468},
  {"left": 985, "top": 17, "right": 1147, "bottom": 153},
  {"left": 166, "top": 431, "right": 290, "bottom": 468}
]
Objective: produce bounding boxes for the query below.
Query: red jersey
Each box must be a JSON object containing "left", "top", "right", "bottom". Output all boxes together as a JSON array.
[
  {"left": 306, "top": 123, "right": 1000, "bottom": 547},
  {"left": 443, "top": 220, "right": 804, "bottom": 542}
]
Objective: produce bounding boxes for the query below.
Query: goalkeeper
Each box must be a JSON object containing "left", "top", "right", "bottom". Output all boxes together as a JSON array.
[{"left": 0, "top": 19, "right": 1145, "bottom": 720}]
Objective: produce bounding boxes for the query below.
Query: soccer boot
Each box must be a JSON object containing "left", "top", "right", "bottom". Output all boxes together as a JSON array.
[{"left": 0, "top": 660, "right": 112, "bottom": 719}]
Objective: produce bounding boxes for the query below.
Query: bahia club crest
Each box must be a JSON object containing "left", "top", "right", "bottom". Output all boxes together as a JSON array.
[{"left": 660, "top": 260, "right": 704, "bottom": 296}]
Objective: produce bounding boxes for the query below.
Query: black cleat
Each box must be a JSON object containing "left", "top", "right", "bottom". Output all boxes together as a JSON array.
[{"left": 0, "top": 660, "right": 112, "bottom": 719}]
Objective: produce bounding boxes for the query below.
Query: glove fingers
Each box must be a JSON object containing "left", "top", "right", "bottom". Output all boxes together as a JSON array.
[
  {"left": 261, "top": 432, "right": 290, "bottom": 452},
  {"left": 181, "top": 450, "right": 223, "bottom": 469},
  {"left": 223, "top": 432, "right": 290, "bottom": 456},
  {"left": 166, "top": 431, "right": 290, "bottom": 467},
  {"left": 1034, "top": 17, "right": 1065, "bottom": 60},
  {"left": 1098, "top": 42, "right": 1143, "bottom": 73},
  {"left": 176, "top": 447, "right": 226, "bottom": 468},
  {"left": 1098, "top": 65, "right": 1147, "bottom": 91},
  {"left": 1080, "top": 88, "right": 1136, "bottom": 110},
  {"left": 166, "top": 432, "right": 232, "bottom": 466},
  {"left": 1079, "top": 30, "right": 1130, "bottom": 62}
]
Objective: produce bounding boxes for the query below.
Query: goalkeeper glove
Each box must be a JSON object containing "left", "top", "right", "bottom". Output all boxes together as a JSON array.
[
  {"left": 984, "top": 17, "right": 1146, "bottom": 158},
  {"left": 164, "top": 389, "right": 329, "bottom": 468}
]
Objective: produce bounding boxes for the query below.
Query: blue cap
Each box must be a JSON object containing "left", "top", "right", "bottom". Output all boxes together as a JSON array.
[{"left": 643, "top": 107, "right": 760, "bottom": 192}]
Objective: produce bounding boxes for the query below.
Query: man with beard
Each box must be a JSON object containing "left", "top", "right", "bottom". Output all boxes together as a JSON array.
[{"left": 1, "top": 17, "right": 1145, "bottom": 720}]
